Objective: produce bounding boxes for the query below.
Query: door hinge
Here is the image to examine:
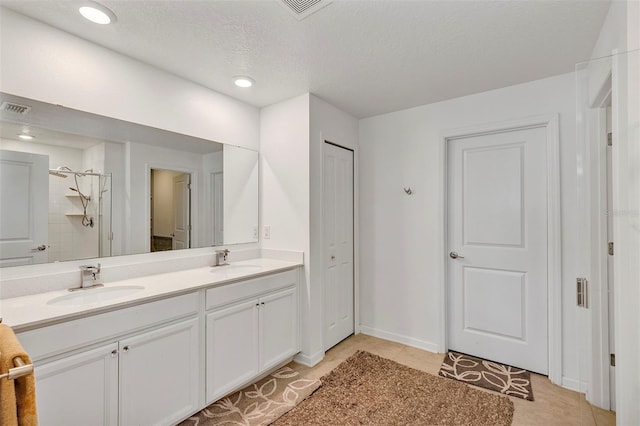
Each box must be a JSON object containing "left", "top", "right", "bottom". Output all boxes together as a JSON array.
[
  {"left": 607, "top": 132, "right": 613, "bottom": 147},
  {"left": 610, "top": 353, "right": 616, "bottom": 367},
  {"left": 188, "top": 224, "right": 192, "bottom": 231},
  {"left": 577, "top": 278, "right": 589, "bottom": 308},
  {"left": 608, "top": 241, "right": 614, "bottom": 256}
]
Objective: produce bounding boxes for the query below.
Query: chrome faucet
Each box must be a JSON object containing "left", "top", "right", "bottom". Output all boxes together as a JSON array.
[
  {"left": 214, "top": 249, "right": 230, "bottom": 266},
  {"left": 72, "top": 263, "right": 104, "bottom": 291}
]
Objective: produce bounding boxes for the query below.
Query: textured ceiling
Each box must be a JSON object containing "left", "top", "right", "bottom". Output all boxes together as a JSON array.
[{"left": 0, "top": 0, "right": 611, "bottom": 118}]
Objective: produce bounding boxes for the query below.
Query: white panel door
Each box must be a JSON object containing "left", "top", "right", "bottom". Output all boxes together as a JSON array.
[
  {"left": 0, "top": 149, "right": 48, "bottom": 267},
  {"left": 172, "top": 173, "right": 190, "bottom": 250},
  {"left": 447, "top": 126, "right": 548, "bottom": 374},
  {"left": 323, "top": 142, "right": 354, "bottom": 350}
]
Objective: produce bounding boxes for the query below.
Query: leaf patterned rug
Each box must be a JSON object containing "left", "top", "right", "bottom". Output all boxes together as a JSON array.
[
  {"left": 274, "top": 351, "right": 514, "bottom": 425},
  {"left": 179, "top": 363, "right": 320, "bottom": 426},
  {"left": 439, "top": 351, "right": 534, "bottom": 401}
]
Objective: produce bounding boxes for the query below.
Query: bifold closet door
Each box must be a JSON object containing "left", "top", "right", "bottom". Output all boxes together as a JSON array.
[{"left": 323, "top": 142, "right": 354, "bottom": 351}]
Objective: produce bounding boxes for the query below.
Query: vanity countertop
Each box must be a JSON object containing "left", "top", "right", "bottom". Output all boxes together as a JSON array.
[{"left": 1, "top": 258, "right": 302, "bottom": 332}]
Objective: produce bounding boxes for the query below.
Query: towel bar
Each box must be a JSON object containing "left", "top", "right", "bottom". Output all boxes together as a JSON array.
[{"left": 0, "top": 357, "right": 34, "bottom": 380}]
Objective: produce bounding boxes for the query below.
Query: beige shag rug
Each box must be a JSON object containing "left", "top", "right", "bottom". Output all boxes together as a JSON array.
[
  {"left": 179, "top": 363, "right": 320, "bottom": 426},
  {"left": 274, "top": 350, "right": 514, "bottom": 425},
  {"left": 439, "top": 351, "right": 534, "bottom": 401}
]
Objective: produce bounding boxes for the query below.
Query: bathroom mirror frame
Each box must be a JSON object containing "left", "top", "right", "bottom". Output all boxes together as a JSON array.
[{"left": 0, "top": 92, "right": 259, "bottom": 269}]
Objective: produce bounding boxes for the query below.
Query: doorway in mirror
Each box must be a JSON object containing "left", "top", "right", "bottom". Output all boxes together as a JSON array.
[{"left": 150, "top": 168, "right": 191, "bottom": 252}]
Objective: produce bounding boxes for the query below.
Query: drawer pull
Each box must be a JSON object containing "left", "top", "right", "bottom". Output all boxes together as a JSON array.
[
  {"left": 111, "top": 350, "right": 118, "bottom": 357},
  {"left": 123, "top": 346, "right": 130, "bottom": 352}
]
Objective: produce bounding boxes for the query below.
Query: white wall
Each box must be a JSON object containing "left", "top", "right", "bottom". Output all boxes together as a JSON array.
[
  {"left": 223, "top": 146, "right": 259, "bottom": 244},
  {"left": 359, "top": 73, "right": 580, "bottom": 384},
  {"left": 259, "top": 93, "right": 358, "bottom": 364},
  {"left": 591, "top": 1, "right": 628, "bottom": 58},
  {"left": 0, "top": 8, "right": 260, "bottom": 150},
  {"left": 308, "top": 94, "right": 359, "bottom": 361},
  {"left": 260, "top": 93, "right": 312, "bottom": 359}
]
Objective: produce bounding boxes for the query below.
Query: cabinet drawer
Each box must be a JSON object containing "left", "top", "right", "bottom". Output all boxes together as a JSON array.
[
  {"left": 18, "top": 292, "right": 199, "bottom": 361},
  {"left": 206, "top": 269, "right": 297, "bottom": 310}
]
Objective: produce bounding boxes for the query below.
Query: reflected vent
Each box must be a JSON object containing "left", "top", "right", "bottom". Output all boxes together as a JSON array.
[
  {"left": 0, "top": 101, "right": 31, "bottom": 115},
  {"left": 279, "top": 0, "right": 332, "bottom": 20}
]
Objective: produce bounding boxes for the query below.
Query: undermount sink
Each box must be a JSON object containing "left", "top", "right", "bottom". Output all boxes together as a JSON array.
[
  {"left": 47, "top": 285, "right": 145, "bottom": 306},
  {"left": 212, "top": 264, "right": 262, "bottom": 274}
]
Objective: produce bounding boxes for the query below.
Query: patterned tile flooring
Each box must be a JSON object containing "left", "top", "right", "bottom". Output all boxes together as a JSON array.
[{"left": 291, "top": 334, "right": 615, "bottom": 426}]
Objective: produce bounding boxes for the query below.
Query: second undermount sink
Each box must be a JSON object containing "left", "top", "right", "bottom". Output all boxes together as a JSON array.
[{"left": 47, "top": 285, "right": 145, "bottom": 306}]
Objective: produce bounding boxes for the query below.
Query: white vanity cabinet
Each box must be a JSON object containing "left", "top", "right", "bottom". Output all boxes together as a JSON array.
[
  {"left": 119, "top": 317, "right": 200, "bottom": 425},
  {"left": 205, "top": 270, "right": 299, "bottom": 403},
  {"left": 10, "top": 263, "right": 302, "bottom": 425},
  {"left": 34, "top": 342, "right": 119, "bottom": 425},
  {"left": 17, "top": 292, "right": 200, "bottom": 426}
]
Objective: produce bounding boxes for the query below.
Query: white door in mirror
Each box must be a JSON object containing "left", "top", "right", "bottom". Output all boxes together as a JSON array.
[{"left": 0, "top": 149, "right": 49, "bottom": 267}]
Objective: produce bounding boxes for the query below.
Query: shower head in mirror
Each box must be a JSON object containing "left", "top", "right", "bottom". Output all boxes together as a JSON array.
[{"left": 49, "top": 166, "right": 72, "bottom": 178}]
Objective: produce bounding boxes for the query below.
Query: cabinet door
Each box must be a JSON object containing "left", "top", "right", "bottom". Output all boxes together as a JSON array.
[
  {"left": 206, "top": 299, "right": 259, "bottom": 403},
  {"left": 35, "top": 343, "right": 118, "bottom": 426},
  {"left": 260, "top": 287, "right": 298, "bottom": 371},
  {"left": 119, "top": 318, "right": 199, "bottom": 426}
]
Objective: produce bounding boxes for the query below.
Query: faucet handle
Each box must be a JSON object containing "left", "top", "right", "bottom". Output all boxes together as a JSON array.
[{"left": 79, "top": 263, "right": 101, "bottom": 273}]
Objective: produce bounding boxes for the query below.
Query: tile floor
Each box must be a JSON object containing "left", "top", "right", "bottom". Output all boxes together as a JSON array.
[{"left": 291, "top": 334, "right": 615, "bottom": 426}]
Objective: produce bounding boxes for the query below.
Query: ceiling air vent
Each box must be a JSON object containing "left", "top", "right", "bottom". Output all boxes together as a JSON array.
[
  {"left": 0, "top": 101, "right": 31, "bottom": 115},
  {"left": 279, "top": 0, "right": 333, "bottom": 20}
]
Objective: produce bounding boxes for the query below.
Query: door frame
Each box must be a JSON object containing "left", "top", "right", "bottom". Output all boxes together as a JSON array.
[
  {"left": 576, "top": 53, "right": 616, "bottom": 409},
  {"left": 440, "top": 114, "right": 562, "bottom": 384},
  {"left": 321, "top": 139, "right": 356, "bottom": 351}
]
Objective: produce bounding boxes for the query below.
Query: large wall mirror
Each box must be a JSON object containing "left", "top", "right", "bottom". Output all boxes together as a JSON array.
[{"left": 0, "top": 93, "right": 258, "bottom": 268}]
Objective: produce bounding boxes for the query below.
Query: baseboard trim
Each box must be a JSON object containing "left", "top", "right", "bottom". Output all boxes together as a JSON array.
[
  {"left": 294, "top": 350, "right": 324, "bottom": 367},
  {"left": 562, "top": 376, "right": 588, "bottom": 393},
  {"left": 359, "top": 326, "right": 441, "bottom": 353}
]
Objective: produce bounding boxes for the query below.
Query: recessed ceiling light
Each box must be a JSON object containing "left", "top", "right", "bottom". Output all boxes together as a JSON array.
[
  {"left": 18, "top": 134, "right": 34, "bottom": 140},
  {"left": 79, "top": 2, "right": 117, "bottom": 25},
  {"left": 234, "top": 76, "right": 255, "bottom": 88}
]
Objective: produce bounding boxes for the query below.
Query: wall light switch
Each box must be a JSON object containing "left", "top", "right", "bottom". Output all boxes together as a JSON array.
[{"left": 263, "top": 225, "right": 271, "bottom": 239}]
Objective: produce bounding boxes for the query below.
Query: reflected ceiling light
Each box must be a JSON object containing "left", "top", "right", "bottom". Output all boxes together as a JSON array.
[
  {"left": 18, "top": 134, "right": 34, "bottom": 140},
  {"left": 234, "top": 76, "right": 255, "bottom": 88},
  {"left": 79, "top": 2, "right": 117, "bottom": 25}
]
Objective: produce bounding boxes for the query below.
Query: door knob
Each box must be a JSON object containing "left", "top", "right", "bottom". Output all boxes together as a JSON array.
[
  {"left": 32, "top": 245, "right": 47, "bottom": 252},
  {"left": 449, "top": 251, "right": 464, "bottom": 259}
]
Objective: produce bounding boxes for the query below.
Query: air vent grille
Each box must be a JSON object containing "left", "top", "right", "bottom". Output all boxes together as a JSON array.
[
  {"left": 279, "top": 0, "right": 332, "bottom": 20},
  {"left": 0, "top": 101, "right": 31, "bottom": 115}
]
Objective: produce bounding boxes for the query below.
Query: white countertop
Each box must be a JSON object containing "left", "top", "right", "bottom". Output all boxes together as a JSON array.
[{"left": 1, "top": 258, "right": 302, "bottom": 332}]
